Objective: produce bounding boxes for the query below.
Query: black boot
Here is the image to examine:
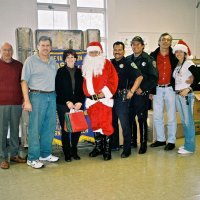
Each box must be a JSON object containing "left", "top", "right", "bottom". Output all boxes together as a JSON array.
[
  {"left": 103, "top": 135, "right": 112, "bottom": 161},
  {"left": 131, "top": 119, "right": 138, "bottom": 148},
  {"left": 71, "top": 132, "right": 81, "bottom": 160},
  {"left": 71, "top": 146, "right": 81, "bottom": 160},
  {"left": 62, "top": 131, "right": 71, "bottom": 162},
  {"left": 89, "top": 132, "right": 103, "bottom": 157},
  {"left": 138, "top": 120, "right": 148, "bottom": 154}
]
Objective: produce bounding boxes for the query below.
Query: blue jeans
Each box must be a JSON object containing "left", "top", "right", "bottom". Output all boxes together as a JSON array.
[
  {"left": 28, "top": 92, "right": 56, "bottom": 161},
  {"left": 112, "top": 97, "right": 131, "bottom": 151},
  {"left": 176, "top": 93, "right": 195, "bottom": 152},
  {"left": 153, "top": 86, "right": 177, "bottom": 143}
]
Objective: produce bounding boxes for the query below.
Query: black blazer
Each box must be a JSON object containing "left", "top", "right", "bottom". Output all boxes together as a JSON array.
[{"left": 55, "top": 65, "right": 85, "bottom": 107}]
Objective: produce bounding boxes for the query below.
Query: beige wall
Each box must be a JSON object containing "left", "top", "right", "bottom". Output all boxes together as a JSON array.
[
  {"left": 0, "top": 0, "right": 37, "bottom": 58},
  {"left": 0, "top": 0, "right": 199, "bottom": 59},
  {"left": 107, "top": 0, "right": 200, "bottom": 58}
]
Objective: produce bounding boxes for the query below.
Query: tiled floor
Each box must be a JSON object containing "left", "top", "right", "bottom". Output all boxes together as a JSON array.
[{"left": 1, "top": 136, "right": 200, "bottom": 200}]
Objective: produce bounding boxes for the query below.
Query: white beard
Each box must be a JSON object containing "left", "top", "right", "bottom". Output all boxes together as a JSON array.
[{"left": 82, "top": 54, "right": 105, "bottom": 78}]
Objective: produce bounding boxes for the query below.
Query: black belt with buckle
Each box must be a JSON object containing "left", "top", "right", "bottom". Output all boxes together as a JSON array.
[
  {"left": 157, "top": 84, "right": 172, "bottom": 88},
  {"left": 30, "top": 89, "right": 54, "bottom": 93},
  {"left": 87, "top": 94, "right": 104, "bottom": 101}
]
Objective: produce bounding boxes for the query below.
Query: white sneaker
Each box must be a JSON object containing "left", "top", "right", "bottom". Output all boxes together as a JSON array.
[
  {"left": 178, "top": 146, "right": 184, "bottom": 150},
  {"left": 27, "top": 160, "right": 44, "bottom": 169},
  {"left": 39, "top": 154, "right": 59, "bottom": 162},
  {"left": 178, "top": 148, "right": 193, "bottom": 154}
]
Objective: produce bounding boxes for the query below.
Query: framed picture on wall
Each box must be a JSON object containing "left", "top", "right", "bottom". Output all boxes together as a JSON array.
[{"left": 172, "top": 39, "right": 182, "bottom": 47}]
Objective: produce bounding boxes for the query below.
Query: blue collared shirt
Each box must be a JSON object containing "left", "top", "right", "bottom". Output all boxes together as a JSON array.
[{"left": 21, "top": 54, "right": 57, "bottom": 91}]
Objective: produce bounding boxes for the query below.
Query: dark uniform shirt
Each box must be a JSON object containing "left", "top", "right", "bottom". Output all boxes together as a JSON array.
[
  {"left": 110, "top": 57, "right": 142, "bottom": 93},
  {"left": 126, "top": 52, "right": 158, "bottom": 93}
]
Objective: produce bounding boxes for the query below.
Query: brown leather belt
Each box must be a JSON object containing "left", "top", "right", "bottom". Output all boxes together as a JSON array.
[{"left": 30, "top": 89, "right": 54, "bottom": 93}]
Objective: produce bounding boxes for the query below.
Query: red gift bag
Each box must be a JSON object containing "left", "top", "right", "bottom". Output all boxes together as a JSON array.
[{"left": 64, "top": 110, "right": 88, "bottom": 133}]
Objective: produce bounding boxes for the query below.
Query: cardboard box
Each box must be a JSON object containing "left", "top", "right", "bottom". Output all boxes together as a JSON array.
[
  {"left": 147, "top": 111, "right": 199, "bottom": 142},
  {"left": 119, "top": 92, "right": 200, "bottom": 144}
]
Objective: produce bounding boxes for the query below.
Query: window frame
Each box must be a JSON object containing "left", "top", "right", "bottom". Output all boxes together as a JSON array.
[{"left": 37, "top": 0, "right": 107, "bottom": 53}]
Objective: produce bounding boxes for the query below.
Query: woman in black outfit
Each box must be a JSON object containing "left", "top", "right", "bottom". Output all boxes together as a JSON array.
[{"left": 55, "top": 50, "right": 85, "bottom": 162}]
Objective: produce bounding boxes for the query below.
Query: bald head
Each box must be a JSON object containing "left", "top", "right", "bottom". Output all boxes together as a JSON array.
[{"left": 0, "top": 42, "right": 13, "bottom": 63}]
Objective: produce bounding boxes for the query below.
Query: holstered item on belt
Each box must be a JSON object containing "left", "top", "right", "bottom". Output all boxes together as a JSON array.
[
  {"left": 175, "top": 90, "right": 192, "bottom": 105},
  {"left": 140, "top": 91, "right": 149, "bottom": 96},
  {"left": 116, "top": 89, "right": 128, "bottom": 101}
]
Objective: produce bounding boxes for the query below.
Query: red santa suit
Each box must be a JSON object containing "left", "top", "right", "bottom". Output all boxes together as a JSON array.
[{"left": 82, "top": 43, "right": 118, "bottom": 136}]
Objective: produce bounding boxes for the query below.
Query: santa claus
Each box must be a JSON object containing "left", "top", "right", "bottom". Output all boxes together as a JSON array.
[{"left": 82, "top": 41, "right": 118, "bottom": 160}]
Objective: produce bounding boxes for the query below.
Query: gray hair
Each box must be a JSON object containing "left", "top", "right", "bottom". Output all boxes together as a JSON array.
[{"left": 38, "top": 36, "right": 52, "bottom": 46}]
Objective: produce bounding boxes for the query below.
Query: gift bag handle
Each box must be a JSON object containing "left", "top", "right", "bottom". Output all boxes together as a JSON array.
[{"left": 69, "top": 109, "right": 83, "bottom": 113}]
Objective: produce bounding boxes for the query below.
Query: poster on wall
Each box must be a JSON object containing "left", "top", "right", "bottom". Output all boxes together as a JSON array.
[
  {"left": 50, "top": 49, "right": 87, "bottom": 68},
  {"left": 16, "top": 27, "right": 34, "bottom": 63},
  {"left": 35, "top": 29, "right": 84, "bottom": 50},
  {"left": 118, "top": 32, "right": 150, "bottom": 56}
]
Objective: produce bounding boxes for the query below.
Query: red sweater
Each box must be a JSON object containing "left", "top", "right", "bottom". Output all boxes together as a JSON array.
[{"left": 0, "top": 58, "right": 23, "bottom": 105}]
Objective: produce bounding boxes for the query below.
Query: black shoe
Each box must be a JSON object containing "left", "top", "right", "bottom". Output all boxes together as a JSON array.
[
  {"left": 131, "top": 142, "right": 138, "bottom": 148},
  {"left": 72, "top": 154, "right": 81, "bottom": 160},
  {"left": 103, "top": 154, "right": 112, "bottom": 161},
  {"left": 65, "top": 155, "right": 71, "bottom": 162},
  {"left": 111, "top": 147, "right": 120, "bottom": 151},
  {"left": 150, "top": 141, "right": 166, "bottom": 147},
  {"left": 138, "top": 143, "right": 147, "bottom": 154},
  {"left": 121, "top": 150, "right": 131, "bottom": 158},
  {"left": 164, "top": 143, "right": 175, "bottom": 151},
  {"left": 89, "top": 148, "right": 103, "bottom": 157}
]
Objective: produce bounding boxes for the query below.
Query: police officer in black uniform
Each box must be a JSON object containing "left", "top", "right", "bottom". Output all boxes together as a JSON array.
[
  {"left": 126, "top": 36, "right": 158, "bottom": 154},
  {"left": 111, "top": 41, "right": 143, "bottom": 158}
]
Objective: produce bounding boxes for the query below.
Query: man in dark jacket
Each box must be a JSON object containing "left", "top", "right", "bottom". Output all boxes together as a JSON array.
[
  {"left": 111, "top": 41, "right": 143, "bottom": 158},
  {"left": 150, "top": 33, "right": 178, "bottom": 151},
  {"left": 127, "top": 36, "right": 158, "bottom": 154}
]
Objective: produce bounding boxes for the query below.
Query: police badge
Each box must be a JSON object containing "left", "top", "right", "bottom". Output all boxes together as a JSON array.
[
  {"left": 142, "top": 62, "right": 146, "bottom": 67},
  {"left": 119, "top": 64, "right": 124, "bottom": 68},
  {"left": 131, "top": 62, "right": 138, "bottom": 69}
]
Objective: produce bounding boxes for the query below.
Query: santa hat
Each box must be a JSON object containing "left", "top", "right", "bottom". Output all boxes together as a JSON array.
[
  {"left": 87, "top": 41, "right": 103, "bottom": 53},
  {"left": 173, "top": 40, "right": 193, "bottom": 59}
]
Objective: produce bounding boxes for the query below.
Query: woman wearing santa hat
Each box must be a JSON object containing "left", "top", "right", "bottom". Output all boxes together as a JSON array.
[
  {"left": 82, "top": 41, "right": 118, "bottom": 161},
  {"left": 172, "top": 42, "right": 198, "bottom": 154}
]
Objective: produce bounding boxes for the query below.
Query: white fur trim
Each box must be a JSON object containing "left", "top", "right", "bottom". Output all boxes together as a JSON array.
[
  {"left": 85, "top": 98, "right": 114, "bottom": 109},
  {"left": 85, "top": 98, "right": 96, "bottom": 109},
  {"left": 86, "top": 77, "right": 95, "bottom": 95},
  {"left": 93, "top": 129, "right": 104, "bottom": 134},
  {"left": 87, "top": 46, "right": 101, "bottom": 53},
  {"left": 99, "top": 98, "right": 113, "bottom": 107},
  {"left": 187, "top": 55, "right": 194, "bottom": 60},
  {"left": 173, "top": 44, "right": 188, "bottom": 54},
  {"left": 101, "top": 86, "right": 113, "bottom": 99}
]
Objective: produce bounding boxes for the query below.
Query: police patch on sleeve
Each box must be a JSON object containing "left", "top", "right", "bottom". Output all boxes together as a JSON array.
[
  {"left": 131, "top": 62, "right": 138, "bottom": 69},
  {"left": 152, "top": 61, "right": 157, "bottom": 68}
]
